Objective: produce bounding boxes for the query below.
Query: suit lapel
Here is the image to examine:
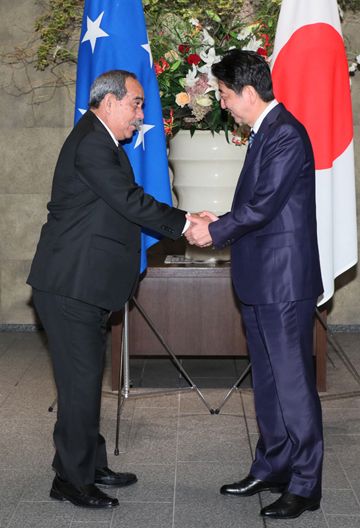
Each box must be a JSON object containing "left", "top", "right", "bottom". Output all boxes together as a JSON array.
[{"left": 85, "top": 111, "right": 136, "bottom": 182}]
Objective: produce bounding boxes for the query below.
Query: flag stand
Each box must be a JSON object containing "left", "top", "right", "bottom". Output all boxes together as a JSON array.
[
  {"left": 212, "top": 308, "right": 360, "bottom": 413},
  {"left": 113, "top": 299, "right": 215, "bottom": 455},
  {"left": 315, "top": 308, "right": 360, "bottom": 390}
]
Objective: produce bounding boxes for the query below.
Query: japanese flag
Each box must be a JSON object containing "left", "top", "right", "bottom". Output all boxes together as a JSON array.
[{"left": 271, "top": 0, "right": 357, "bottom": 305}]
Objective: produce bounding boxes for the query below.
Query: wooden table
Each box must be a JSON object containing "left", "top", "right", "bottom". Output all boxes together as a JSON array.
[{"left": 111, "top": 243, "right": 327, "bottom": 392}]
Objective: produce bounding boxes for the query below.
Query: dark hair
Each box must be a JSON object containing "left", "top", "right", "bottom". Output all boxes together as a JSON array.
[
  {"left": 89, "top": 69, "right": 137, "bottom": 108},
  {"left": 212, "top": 49, "right": 274, "bottom": 102}
]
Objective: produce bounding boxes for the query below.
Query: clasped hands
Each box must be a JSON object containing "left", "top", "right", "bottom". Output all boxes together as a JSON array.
[{"left": 185, "top": 211, "right": 219, "bottom": 248}]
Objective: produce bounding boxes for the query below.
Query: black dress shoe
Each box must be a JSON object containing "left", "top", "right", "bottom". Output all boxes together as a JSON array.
[
  {"left": 95, "top": 466, "right": 137, "bottom": 487},
  {"left": 50, "top": 475, "right": 119, "bottom": 509},
  {"left": 220, "top": 474, "right": 287, "bottom": 496},
  {"left": 261, "top": 491, "right": 320, "bottom": 519}
]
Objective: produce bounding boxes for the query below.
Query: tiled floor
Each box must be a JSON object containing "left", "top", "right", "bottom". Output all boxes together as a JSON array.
[{"left": 0, "top": 331, "right": 360, "bottom": 527}]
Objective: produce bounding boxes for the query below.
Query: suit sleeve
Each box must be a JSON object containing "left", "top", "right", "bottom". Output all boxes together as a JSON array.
[
  {"left": 209, "top": 125, "right": 306, "bottom": 248},
  {"left": 75, "top": 130, "right": 186, "bottom": 239}
]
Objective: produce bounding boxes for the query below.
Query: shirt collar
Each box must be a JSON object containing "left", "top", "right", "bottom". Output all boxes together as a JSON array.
[
  {"left": 252, "top": 99, "right": 279, "bottom": 134},
  {"left": 93, "top": 113, "right": 119, "bottom": 147}
]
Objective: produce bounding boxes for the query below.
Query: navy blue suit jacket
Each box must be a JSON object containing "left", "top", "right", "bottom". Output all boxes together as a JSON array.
[{"left": 209, "top": 103, "right": 323, "bottom": 304}]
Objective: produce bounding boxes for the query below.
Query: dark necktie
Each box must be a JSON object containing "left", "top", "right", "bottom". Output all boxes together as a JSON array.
[{"left": 248, "top": 130, "right": 256, "bottom": 149}]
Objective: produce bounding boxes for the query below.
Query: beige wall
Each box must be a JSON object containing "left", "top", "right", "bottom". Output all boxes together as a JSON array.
[
  {"left": 0, "top": 0, "right": 74, "bottom": 324},
  {"left": 0, "top": 1, "right": 359, "bottom": 325}
]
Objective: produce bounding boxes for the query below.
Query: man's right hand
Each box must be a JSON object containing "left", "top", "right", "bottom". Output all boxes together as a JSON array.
[{"left": 185, "top": 211, "right": 219, "bottom": 247}]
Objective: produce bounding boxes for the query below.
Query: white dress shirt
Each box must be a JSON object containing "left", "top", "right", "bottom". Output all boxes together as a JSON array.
[{"left": 252, "top": 99, "right": 279, "bottom": 133}]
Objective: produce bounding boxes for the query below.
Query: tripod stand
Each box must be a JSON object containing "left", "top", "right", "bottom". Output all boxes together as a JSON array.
[
  {"left": 212, "top": 306, "right": 360, "bottom": 413},
  {"left": 113, "top": 298, "right": 216, "bottom": 455}
]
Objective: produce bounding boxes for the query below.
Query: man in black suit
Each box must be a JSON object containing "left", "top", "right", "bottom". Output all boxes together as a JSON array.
[{"left": 27, "top": 70, "right": 187, "bottom": 509}]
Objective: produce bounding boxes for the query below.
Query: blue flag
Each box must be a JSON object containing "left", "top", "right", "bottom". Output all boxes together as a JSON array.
[{"left": 75, "top": 0, "right": 172, "bottom": 272}]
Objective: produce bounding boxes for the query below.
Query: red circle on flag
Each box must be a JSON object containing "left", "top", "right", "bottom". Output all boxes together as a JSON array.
[{"left": 272, "top": 23, "right": 353, "bottom": 170}]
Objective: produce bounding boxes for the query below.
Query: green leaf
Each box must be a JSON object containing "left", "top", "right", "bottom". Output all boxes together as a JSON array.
[{"left": 170, "top": 60, "right": 182, "bottom": 71}]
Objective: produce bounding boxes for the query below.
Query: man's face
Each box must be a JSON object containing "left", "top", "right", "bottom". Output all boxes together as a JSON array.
[
  {"left": 218, "top": 81, "right": 252, "bottom": 126},
  {"left": 108, "top": 77, "right": 144, "bottom": 140}
]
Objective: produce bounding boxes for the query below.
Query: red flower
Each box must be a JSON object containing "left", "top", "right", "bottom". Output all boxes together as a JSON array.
[
  {"left": 257, "top": 47, "right": 268, "bottom": 57},
  {"left": 164, "top": 109, "right": 174, "bottom": 136},
  {"left": 187, "top": 53, "right": 201, "bottom": 66},
  {"left": 154, "top": 58, "right": 170, "bottom": 76},
  {"left": 178, "top": 44, "right": 190, "bottom": 54},
  {"left": 260, "top": 33, "right": 271, "bottom": 49}
]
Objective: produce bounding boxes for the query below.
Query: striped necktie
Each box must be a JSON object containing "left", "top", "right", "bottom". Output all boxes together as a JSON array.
[{"left": 248, "top": 130, "right": 256, "bottom": 148}]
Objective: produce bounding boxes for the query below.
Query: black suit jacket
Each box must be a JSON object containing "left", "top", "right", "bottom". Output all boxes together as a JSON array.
[{"left": 27, "top": 111, "right": 186, "bottom": 310}]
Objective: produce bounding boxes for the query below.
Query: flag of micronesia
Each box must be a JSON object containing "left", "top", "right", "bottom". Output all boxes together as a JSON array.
[{"left": 74, "top": 0, "right": 172, "bottom": 273}]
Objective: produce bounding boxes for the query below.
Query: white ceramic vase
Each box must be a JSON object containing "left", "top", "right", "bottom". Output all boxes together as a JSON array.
[{"left": 169, "top": 130, "right": 246, "bottom": 261}]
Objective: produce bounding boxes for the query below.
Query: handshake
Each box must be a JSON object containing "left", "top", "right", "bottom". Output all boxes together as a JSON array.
[{"left": 184, "top": 211, "right": 219, "bottom": 248}]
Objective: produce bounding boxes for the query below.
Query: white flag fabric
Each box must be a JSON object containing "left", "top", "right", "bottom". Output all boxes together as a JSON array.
[{"left": 271, "top": 0, "right": 357, "bottom": 305}]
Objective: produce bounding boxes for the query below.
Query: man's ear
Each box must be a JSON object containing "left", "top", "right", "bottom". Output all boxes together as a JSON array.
[
  {"left": 246, "top": 85, "right": 258, "bottom": 104},
  {"left": 102, "top": 93, "right": 115, "bottom": 114}
]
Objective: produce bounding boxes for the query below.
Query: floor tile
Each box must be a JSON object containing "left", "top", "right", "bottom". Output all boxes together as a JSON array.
[
  {"left": 111, "top": 502, "right": 173, "bottom": 528},
  {"left": 326, "top": 515, "right": 360, "bottom": 528},
  {"left": 70, "top": 523, "right": 110, "bottom": 528},
  {"left": 322, "top": 489, "right": 360, "bottom": 516},
  {"left": 322, "top": 451, "right": 351, "bottom": 489},
  {"left": 116, "top": 463, "right": 175, "bottom": 503},
  {"left": 7, "top": 501, "right": 74, "bottom": 528}
]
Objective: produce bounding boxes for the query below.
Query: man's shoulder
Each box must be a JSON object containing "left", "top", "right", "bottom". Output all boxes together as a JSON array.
[
  {"left": 265, "top": 104, "right": 309, "bottom": 143},
  {"left": 62, "top": 111, "right": 112, "bottom": 155},
  {"left": 274, "top": 104, "right": 307, "bottom": 132},
  {"left": 262, "top": 104, "right": 314, "bottom": 162},
  {"left": 70, "top": 111, "right": 97, "bottom": 140}
]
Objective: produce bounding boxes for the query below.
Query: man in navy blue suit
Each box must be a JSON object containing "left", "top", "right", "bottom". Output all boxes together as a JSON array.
[{"left": 186, "top": 50, "right": 324, "bottom": 520}]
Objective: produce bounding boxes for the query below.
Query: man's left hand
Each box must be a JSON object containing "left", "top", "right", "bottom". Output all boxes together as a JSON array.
[{"left": 185, "top": 213, "right": 217, "bottom": 247}]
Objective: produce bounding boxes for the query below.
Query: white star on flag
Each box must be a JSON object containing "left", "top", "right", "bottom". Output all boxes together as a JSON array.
[
  {"left": 78, "top": 108, "right": 87, "bottom": 115},
  {"left": 134, "top": 124, "right": 155, "bottom": 150},
  {"left": 82, "top": 12, "right": 109, "bottom": 53},
  {"left": 141, "top": 42, "right": 153, "bottom": 68}
]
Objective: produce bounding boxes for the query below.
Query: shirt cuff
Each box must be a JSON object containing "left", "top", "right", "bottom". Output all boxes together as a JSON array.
[{"left": 182, "top": 216, "right": 191, "bottom": 234}]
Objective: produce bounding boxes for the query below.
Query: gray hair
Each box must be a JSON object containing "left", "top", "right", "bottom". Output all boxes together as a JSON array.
[{"left": 89, "top": 70, "right": 137, "bottom": 108}]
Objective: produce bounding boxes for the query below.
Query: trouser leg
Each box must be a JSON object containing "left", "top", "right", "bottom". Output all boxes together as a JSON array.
[
  {"left": 33, "top": 289, "right": 109, "bottom": 486},
  {"left": 241, "top": 299, "right": 323, "bottom": 498}
]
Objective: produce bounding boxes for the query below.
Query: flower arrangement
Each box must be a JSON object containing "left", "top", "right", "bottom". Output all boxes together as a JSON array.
[
  {"left": 146, "top": 3, "right": 280, "bottom": 144},
  {"left": 145, "top": 0, "right": 360, "bottom": 144}
]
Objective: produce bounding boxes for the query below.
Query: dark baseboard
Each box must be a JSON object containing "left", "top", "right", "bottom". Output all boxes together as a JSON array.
[
  {"left": 328, "top": 324, "right": 360, "bottom": 333},
  {"left": 1, "top": 323, "right": 360, "bottom": 333},
  {"left": 0, "top": 324, "right": 43, "bottom": 332}
]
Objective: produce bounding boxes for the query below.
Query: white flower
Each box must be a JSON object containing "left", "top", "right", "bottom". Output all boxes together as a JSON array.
[
  {"left": 198, "top": 47, "right": 221, "bottom": 71},
  {"left": 205, "top": 73, "right": 220, "bottom": 100},
  {"left": 237, "top": 25, "right": 263, "bottom": 52},
  {"left": 184, "top": 64, "right": 198, "bottom": 87},
  {"left": 237, "top": 27, "right": 253, "bottom": 41},
  {"left": 357, "top": 54, "right": 360, "bottom": 64},
  {"left": 196, "top": 95, "right": 213, "bottom": 107},
  {"left": 201, "top": 28, "right": 215, "bottom": 46},
  {"left": 349, "top": 62, "right": 358, "bottom": 73},
  {"left": 243, "top": 35, "right": 263, "bottom": 52}
]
